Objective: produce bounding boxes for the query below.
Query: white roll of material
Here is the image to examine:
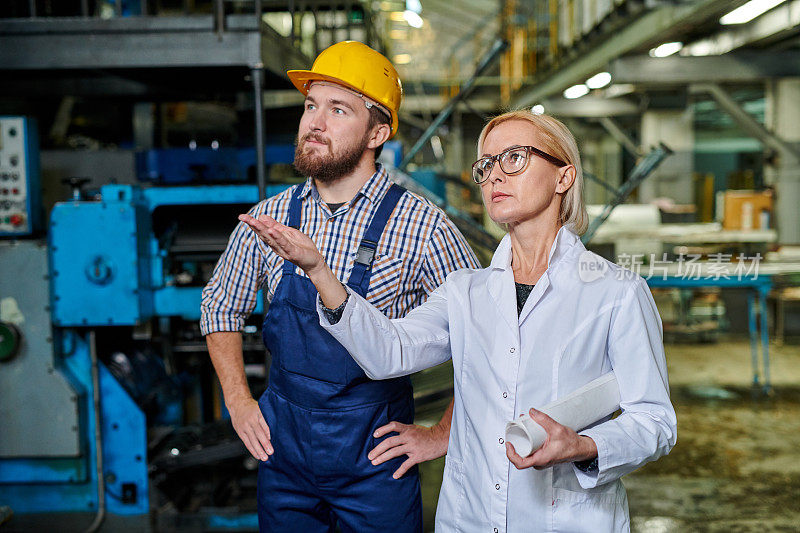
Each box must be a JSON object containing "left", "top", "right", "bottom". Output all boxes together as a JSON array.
[{"left": 504, "top": 372, "right": 620, "bottom": 457}]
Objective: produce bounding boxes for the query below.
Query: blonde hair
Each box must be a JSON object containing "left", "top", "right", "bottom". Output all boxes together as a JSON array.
[{"left": 477, "top": 110, "right": 588, "bottom": 235}]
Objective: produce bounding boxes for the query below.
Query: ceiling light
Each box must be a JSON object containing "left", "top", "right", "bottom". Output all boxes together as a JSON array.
[
  {"left": 531, "top": 104, "right": 545, "bottom": 115},
  {"left": 683, "top": 41, "right": 719, "bottom": 56},
  {"left": 720, "top": 0, "right": 786, "bottom": 25},
  {"left": 389, "top": 11, "right": 406, "bottom": 22},
  {"left": 406, "top": 0, "right": 422, "bottom": 14},
  {"left": 403, "top": 10, "right": 423, "bottom": 28},
  {"left": 586, "top": 72, "right": 612, "bottom": 89},
  {"left": 563, "top": 84, "right": 589, "bottom": 99},
  {"left": 393, "top": 54, "right": 412, "bottom": 64},
  {"left": 648, "top": 42, "right": 683, "bottom": 58}
]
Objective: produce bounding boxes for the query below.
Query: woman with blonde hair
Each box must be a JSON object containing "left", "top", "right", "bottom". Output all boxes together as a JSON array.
[{"left": 240, "top": 110, "right": 677, "bottom": 532}]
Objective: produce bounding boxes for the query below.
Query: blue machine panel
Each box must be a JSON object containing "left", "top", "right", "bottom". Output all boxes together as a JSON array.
[
  {"left": 50, "top": 186, "right": 152, "bottom": 326},
  {"left": 136, "top": 145, "right": 296, "bottom": 184}
]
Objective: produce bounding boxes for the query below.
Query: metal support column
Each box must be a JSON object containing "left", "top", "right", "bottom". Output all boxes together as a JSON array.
[
  {"left": 747, "top": 291, "right": 760, "bottom": 387},
  {"left": 759, "top": 288, "right": 771, "bottom": 392},
  {"left": 214, "top": 0, "right": 226, "bottom": 39}
]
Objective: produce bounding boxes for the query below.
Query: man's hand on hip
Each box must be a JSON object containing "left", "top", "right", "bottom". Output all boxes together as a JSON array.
[
  {"left": 228, "top": 397, "right": 273, "bottom": 461},
  {"left": 368, "top": 421, "right": 449, "bottom": 479}
]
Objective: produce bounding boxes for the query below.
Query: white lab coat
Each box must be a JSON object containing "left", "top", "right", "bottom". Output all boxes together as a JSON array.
[{"left": 318, "top": 226, "right": 677, "bottom": 532}]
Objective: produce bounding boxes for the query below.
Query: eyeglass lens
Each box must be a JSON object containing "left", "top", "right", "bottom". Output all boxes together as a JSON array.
[{"left": 473, "top": 148, "right": 529, "bottom": 183}]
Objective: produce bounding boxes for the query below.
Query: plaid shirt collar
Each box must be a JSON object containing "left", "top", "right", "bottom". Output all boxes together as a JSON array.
[{"left": 297, "top": 163, "right": 391, "bottom": 206}]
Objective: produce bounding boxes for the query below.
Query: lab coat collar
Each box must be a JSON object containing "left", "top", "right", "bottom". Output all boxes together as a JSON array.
[
  {"left": 487, "top": 226, "right": 583, "bottom": 331},
  {"left": 489, "top": 225, "right": 580, "bottom": 273}
]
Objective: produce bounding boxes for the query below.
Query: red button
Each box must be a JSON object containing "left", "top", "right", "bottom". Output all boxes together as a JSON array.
[
  {"left": 12, "top": 189, "right": 18, "bottom": 195},
  {"left": 9, "top": 214, "right": 23, "bottom": 226}
]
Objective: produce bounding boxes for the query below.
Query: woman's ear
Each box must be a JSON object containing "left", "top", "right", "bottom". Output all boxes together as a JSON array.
[
  {"left": 555, "top": 165, "right": 576, "bottom": 194},
  {"left": 367, "top": 123, "right": 392, "bottom": 150}
]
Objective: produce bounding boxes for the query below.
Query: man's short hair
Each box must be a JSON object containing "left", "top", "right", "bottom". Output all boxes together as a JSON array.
[{"left": 368, "top": 106, "right": 392, "bottom": 160}]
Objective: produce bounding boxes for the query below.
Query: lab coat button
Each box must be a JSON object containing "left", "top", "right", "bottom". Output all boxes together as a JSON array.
[
  {"left": 494, "top": 529, "right": 499, "bottom": 533},
  {"left": 499, "top": 438, "right": 504, "bottom": 444},
  {"left": 495, "top": 483, "right": 500, "bottom": 490},
  {"left": 502, "top": 392, "right": 508, "bottom": 398},
  {"left": 509, "top": 347, "right": 515, "bottom": 353}
]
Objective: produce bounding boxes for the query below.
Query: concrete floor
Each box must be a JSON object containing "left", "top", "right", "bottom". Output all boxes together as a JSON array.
[
  {"left": 416, "top": 339, "right": 800, "bottom": 532},
  {"left": 3, "top": 340, "right": 798, "bottom": 531}
]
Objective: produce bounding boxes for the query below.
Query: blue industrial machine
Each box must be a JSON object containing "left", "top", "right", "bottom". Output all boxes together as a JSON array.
[
  {"left": 0, "top": 118, "right": 489, "bottom": 530},
  {"left": 0, "top": 120, "right": 295, "bottom": 530}
]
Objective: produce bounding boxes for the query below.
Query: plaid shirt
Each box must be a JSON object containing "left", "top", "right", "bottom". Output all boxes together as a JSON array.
[{"left": 200, "top": 165, "right": 480, "bottom": 335}]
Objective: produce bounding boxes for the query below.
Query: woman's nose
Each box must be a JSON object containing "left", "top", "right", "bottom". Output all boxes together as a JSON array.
[{"left": 486, "top": 162, "right": 505, "bottom": 183}]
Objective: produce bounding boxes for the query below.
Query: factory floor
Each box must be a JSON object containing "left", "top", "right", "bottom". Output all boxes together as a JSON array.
[
  {"left": 3, "top": 340, "right": 798, "bottom": 532},
  {"left": 414, "top": 338, "right": 800, "bottom": 532}
]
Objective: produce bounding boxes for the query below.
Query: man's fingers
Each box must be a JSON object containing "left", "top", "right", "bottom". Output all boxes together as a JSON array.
[
  {"left": 373, "top": 421, "right": 403, "bottom": 439},
  {"left": 256, "top": 214, "right": 278, "bottom": 228},
  {"left": 371, "top": 444, "right": 408, "bottom": 466},
  {"left": 252, "top": 424, "right": 274, "bottom": 456},
  {"left": 240, "top": 215, "right": 276, "bottom": 246},
  {"left": 392, "top": 458, "right": 415, "bottom": 480},
  {"left": 240, "top": 431, "right": 269, "bottom": 461},
  {"left": 368, "top": 435, "right": 402, "bottom": 461},
  {"left": 259, "top": 416, "right": 271, "bottom": 440},
  {"left": 268, "top": 228, "right": 292, "bottom": 251}
]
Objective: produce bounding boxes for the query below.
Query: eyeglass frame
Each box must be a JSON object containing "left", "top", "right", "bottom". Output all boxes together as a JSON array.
[{"left": 471, "top": 145, "right": 568, "bottom": 184}]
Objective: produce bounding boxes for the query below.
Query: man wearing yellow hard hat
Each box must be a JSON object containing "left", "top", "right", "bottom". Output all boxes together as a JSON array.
[{"left": 202, "top": 41, "right": 479, "bottom": 531}]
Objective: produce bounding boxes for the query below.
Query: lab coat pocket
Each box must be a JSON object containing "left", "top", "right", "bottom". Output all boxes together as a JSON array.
[
  {"left": 552, "top": 482, "right": 629, "bottom": 533},
  {"left": 436, "top": 454, "right": 466, "bottom": 532},
  {"left": 364, "top": 255, "right": 403, "bottom": 312}
]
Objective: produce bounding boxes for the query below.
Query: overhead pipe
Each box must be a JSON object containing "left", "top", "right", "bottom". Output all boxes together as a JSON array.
[{"left": 692, "top": 83, "right": 800, "bottom": 163}]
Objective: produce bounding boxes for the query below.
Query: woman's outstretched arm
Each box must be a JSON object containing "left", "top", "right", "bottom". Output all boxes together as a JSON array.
[{"left": 239, "top": 213, "right": 453, "bottom": 379}]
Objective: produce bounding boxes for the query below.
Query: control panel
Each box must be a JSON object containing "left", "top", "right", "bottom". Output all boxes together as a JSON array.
[{"left": 0, "top": 117, "right": 41, "bottom": 237}]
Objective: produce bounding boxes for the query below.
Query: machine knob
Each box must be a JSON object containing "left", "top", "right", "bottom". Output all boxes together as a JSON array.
[
  {"left": 0, "top": 322, "right": 21, "bottom": 363},
  {"left": 9, "top": 214, "right": 24, "bottom": 227},
  {"left": 85, "top": 255, "right": 115, "bottom": 285},
  {"left": 62, "top": 177, "right": 91, "bottom": 201}
]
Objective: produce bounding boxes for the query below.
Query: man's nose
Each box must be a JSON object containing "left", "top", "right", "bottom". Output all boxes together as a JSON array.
[{"left": 308, "top": 111, "right": 326, "bottom": 132}]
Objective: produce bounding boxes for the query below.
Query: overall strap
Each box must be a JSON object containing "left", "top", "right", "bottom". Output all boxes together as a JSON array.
[
  {"left": 282, "top": 184, "right": 305, "bottom": 275},
  {"left": 347, "top": 183, "right": 406, "bottom": 297}
]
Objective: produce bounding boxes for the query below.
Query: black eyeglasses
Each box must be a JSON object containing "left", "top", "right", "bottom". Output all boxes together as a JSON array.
[{"left": 472, "top": 145, "right": 568, "bottom": 184}]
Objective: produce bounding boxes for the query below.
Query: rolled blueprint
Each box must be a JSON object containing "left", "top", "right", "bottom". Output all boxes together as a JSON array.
[{"left": 504, "top": 372, "right": 620, "bottom": 457}]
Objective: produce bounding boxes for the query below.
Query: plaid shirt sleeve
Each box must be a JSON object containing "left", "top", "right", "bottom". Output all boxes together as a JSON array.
[
  {"left": 200, "top": 202, "right": 270, "bottom": 336},
  {"left": 420, "top": 214, "right": 481, "bottom": 296}
]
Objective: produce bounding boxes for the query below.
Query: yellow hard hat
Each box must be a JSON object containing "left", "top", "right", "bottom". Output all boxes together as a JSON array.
[{"left": 287, "top": 41, "right": 403, "bottom": 138}]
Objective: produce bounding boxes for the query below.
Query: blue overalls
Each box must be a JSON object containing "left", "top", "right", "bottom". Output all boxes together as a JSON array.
[{"left": 257, "top": 183, "right": 422, "bottom": 532}]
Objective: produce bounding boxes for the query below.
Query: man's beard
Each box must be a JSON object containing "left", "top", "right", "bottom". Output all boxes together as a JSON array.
[{"left": 293, "top": 131, "right": 370, "bottom": 183}]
